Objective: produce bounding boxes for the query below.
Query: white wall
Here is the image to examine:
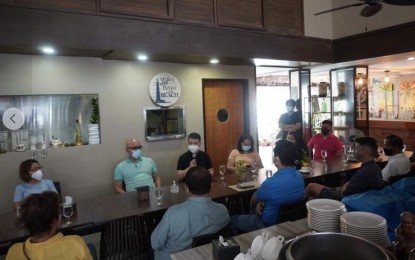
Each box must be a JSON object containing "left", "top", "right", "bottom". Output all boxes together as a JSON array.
[
  {"left": 304, "top": 0, "right": 415, "bottom": 40},
  {"left": 0, "top": 54, "right": 256, "bottom": 214}
]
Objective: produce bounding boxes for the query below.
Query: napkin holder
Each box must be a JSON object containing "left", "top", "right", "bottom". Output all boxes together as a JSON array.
[
  {"left": 212, "top": 237, "right": 240, "bottom": 260},
  {"left": 136, "top": 186, "right": 149, "bottom": 201}
]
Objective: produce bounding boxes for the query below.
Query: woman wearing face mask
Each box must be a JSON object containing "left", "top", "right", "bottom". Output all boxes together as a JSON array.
[
  {"left": 226, "top": 134, "right": 264, "bottom": 173},
  {"left": 13, "top": 159, "right": 57, "bottom": 211}
]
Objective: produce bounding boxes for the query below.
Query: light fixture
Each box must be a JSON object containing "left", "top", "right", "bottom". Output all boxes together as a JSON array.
[
  {"left": 40, "top": 46, "right": 55, "bottom": 54},
  {"left": 210, "top": 58, "right": 219, "bottom": 64},
  {"left": 384, "top": 70, "right": 390, "bottom": 83},
  {"left": 137, "top": 54, "right": 148, "bottom": 61},
  {"left": 408, "top": 57, "right": 415, "bottom": 61},
  {"left": 357, "top": 73, "right": 364, "bottom": 85}
]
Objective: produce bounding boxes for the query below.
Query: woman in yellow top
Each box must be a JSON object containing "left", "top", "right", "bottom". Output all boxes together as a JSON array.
[
  {"left": 227, "top": 134, "right": 264, "bottom": 172},
  {"left": 6, "top": 191, "right": 94, "bottom": 260}
]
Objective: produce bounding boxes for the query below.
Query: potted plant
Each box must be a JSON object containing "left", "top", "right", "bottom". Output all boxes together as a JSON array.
[{"left": 88, "top": 97, "right": 100, "bottom": 145}]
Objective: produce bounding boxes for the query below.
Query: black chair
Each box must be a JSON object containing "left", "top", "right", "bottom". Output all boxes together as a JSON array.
[
  {"left": 53, "top": 181, "right": 62, "bottom": 203},
  {"left": 277, "top": 198, "right": 308, "bottom": 224},
  {"left": 388, "top": 171, "right": 414, "bottom": 185},
  {"left": 192, "top": 223, "right": 232, "bottom": 248}
]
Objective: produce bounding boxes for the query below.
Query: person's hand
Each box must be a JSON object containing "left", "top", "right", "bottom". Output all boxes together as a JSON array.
[
  {"left": 256, "top": 202, "right": 265, "bottom": 215},
  {"left": 189, "top": 159, "right": 197, "bottom": 168}
]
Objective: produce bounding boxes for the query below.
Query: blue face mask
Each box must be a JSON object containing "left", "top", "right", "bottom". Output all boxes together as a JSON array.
[
  {"left": 132, "top": 149, "right": 141, "bottom": 159},
  {"left": 242, "top": 145, "right": 251, "bottom": 152}
]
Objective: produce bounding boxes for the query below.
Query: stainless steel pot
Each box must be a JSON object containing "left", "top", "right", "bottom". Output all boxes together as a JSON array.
[{"left": 285, "top": 232, "right": 394, "bottom": 260}]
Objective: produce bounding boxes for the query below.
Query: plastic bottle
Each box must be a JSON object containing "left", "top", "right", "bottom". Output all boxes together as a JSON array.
[
  {"left": 170, "top": 181, "right": 179, "bottom": 193},
  {"left": 30, "top": 145, "right": 37, "bottom": 159}
]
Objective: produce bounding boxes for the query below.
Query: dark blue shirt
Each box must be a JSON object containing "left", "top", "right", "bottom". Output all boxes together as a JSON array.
[{"left": 343, "top": 160, "right": 384, "bottom": 197}]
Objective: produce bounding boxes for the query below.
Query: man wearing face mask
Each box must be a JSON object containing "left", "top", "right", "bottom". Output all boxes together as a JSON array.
[
  {"left": 305, "top": 137, "right": 384, "bottom": 201},
  {"left": 278, "top": 99, "right": 302, "bottom": 140},
  {"left": 307, "top": 120, "right": 343, "bottom": 160},
  {"left": 381, "top": 135, "right": 410, "bottom": 182},
  {"left": 176, "top": 132, "right": 213, "bottom": 181},
  {"left": 13, "top": 159, "right": 58, "bottom": 211},
  {"left": 230, "top": 140, "right": 304, "bottom": 234},
  {"left": 113, "top": 138, "right": 161, "bottom": 193}
]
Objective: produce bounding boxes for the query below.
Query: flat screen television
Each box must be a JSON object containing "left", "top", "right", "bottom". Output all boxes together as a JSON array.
[{"left": 144, "top": 106, "right": 186, "bottom": 141}]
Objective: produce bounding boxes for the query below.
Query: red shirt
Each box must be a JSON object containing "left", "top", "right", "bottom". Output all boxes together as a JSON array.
[{"left": 308, "top": 133, "right": 343, "bottom": 160}]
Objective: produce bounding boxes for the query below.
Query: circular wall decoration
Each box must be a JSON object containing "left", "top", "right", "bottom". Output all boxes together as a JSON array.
[
  {"left": 149, "top": 73, "right": 181, "bottom": 107},
  {"left": 217, "top": 108, "right": 229, "bottom": 122}
]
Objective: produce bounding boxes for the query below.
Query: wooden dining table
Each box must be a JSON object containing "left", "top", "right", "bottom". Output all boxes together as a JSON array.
[
  {"left": 1, "top": 152, "right": 411, "bottom": 256},
  {"left": 170, "top": 218, "right": 311, "bottom": 260}
]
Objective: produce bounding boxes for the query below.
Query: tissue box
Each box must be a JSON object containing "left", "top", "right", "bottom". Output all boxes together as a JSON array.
[{"left": 212, "top": 237, "right": 240, "bottom": 260}]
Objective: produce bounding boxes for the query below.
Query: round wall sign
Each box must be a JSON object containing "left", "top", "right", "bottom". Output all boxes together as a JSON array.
[{"left": 149, "top": 73, "right": 181, "bottom": 107}]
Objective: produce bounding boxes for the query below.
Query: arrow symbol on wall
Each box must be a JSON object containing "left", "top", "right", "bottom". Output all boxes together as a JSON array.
[{"left": 10, "top": 114, "right": 16, "bottom": 123}]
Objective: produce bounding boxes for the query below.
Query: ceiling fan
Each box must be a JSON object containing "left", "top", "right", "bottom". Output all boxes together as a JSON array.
[{"left": 315, "top": 0, "right": 415, "bottom": 17}]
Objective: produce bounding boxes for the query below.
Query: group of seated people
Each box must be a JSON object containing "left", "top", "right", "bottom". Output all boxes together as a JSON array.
[{"left": 8, "top": 121, "right": 414, "bottom": 259}]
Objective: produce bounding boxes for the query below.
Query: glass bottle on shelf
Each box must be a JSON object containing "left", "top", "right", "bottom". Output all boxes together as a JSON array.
[
  {"left": 74, "top": 120, "right": 82, "bottom": 146},
  {"left": 321, "top": 98, "right": 327, "bottom": 113}
]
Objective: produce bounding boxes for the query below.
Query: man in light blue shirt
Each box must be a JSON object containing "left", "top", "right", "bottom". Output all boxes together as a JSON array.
[
  {"left": 151, "top": 166, "right": 230, "bottom": 260},
  {"left": 113, "top": 138, "right": 161, "bottom": 193}
]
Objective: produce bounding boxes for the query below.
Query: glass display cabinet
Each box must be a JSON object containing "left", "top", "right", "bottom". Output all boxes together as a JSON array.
[
  {"left": 330, "top": 66, "right": 368, "bottom": 142},
  {"left": 309, "top": 82, "right": 332, "bottom": 135}
]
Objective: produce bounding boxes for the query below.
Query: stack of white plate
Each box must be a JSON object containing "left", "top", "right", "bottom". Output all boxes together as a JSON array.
[
  {"left": 306, "top": 199, "right": 347, "bottom": 232},
  {"left": 88, "top": 124, "right": 100, "bottom": 144},
  {"left": 340, "top": 211, "right": 390, "bottom": 247}
]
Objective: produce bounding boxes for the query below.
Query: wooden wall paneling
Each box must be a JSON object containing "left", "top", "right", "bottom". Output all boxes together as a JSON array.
[
  {"left": 4, "top": 0, "right": 97, "bottom": 12},
  {"left": 263, "top": 0, "right": 303, "bottom": 36},
  {"left": 100, "top": 0, "right": 172, "bottom": 19},
  {"left": 174, "top": 0, "right": 214, "bottom": 25},
  {"left": 216, "top": 0, "right": 264, "bottom": 30}
]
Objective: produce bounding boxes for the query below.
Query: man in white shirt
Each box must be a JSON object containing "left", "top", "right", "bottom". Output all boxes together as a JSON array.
[{"left": 382, "top": 135, "right": 410, "bottom": 182}]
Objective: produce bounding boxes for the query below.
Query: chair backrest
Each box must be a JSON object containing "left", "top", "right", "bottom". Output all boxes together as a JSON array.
[
  {"left": 53, "top": 181, "right": 62, "bottom": 203},
  {"left": 388, "top": 171, "right": 413, "bottom": 185},
  {"left": 192, "top": 223, "right": 232, "bottom": 248},
  {"left": 277, "top": 198, "right": 308, "bottom": 224}
]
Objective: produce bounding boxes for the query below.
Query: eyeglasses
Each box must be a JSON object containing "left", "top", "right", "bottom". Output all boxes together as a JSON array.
[
  {"left": 30, "top": 166, "right": 43, "bottom": 172},
  {"left": 128, "top": 145, "right": 143, "bottom": 150}
]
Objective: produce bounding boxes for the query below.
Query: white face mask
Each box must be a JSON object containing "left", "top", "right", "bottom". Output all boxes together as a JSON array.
[
  {"left": 242, "top": 145, "right": 251, "bottom": 152},
  {"left": 286, "top": 106, "right": 294, "bottom": 112},
  {"left": 31, "top": 170, "right": 43, "bottom": 181},
  {"left": 188, "top": 144, "right": 199, "bottom": 154}
]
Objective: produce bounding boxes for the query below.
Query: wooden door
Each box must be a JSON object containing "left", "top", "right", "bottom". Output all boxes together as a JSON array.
[{"left": 203, "top": 80, "right": 249, "bottom": 175}]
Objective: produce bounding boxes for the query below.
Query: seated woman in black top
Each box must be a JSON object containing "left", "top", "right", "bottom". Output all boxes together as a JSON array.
[{"left": 286, "top": 130, "right": 308, "bottom": 168}]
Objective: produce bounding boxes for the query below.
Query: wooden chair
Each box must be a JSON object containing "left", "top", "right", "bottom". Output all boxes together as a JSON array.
[
  {"left": 277, "top": 198, "right": 308, "bottom": 224},
  {"left": 192, "top": 224, "right": 232, "bottom": 248}
]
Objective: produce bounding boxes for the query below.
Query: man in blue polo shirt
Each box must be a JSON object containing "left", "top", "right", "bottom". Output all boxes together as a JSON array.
[
  {"left": 113, "top": 138, "right": 161, "bottom": 193},
  {"left": 230, "top": 139, "right": 305, "bottom": 234}
]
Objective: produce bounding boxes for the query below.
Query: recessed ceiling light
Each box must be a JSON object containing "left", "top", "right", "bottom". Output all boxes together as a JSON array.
[
  {"left": 210, "top": 59, "right": 219, "bottom": 64},
  {"left": 137, "top": 54, "right": 148, "bottom": 61},
  {"left": 408, "top": 57, "right": 414, "bottom": 61},
  {"left": 40, "top": 46, "right": 55, "bottom": 54}
]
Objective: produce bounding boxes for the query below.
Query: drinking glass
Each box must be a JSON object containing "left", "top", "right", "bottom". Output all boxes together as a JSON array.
[
  {"left": 250, "top": 163, "right": 258, "bottom": 175},
  {"left": 342, "top": 153, "right": 348, "bottom": 167},
  {"left": 62, "top": 204, "right": 73, "bottom": 226},
  {"left": 155, "top": 188, "right": 163, "bottom": 206},
  {"left": 321, "top": 150, "right": 327, "bottom": 162},
  {"left": 219, "top": 165, "right": 226, "bottom": 179}
]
